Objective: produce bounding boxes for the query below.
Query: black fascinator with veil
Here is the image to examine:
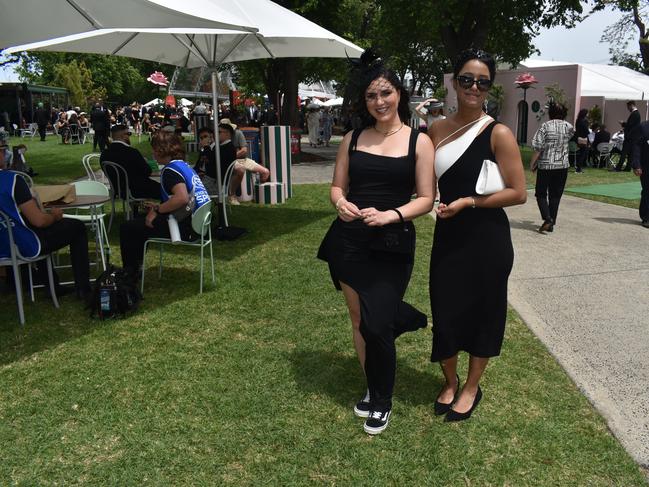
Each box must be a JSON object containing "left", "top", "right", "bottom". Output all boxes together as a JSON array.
[{"left": 342, "top": 48, "right": 410, "bottom": 131}]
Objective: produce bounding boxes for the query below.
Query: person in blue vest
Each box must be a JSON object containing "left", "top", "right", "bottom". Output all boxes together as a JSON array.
[
  {"left": 0, "top": 137, "right": 91, "bottom": 299},
  {"left": 119, "top": 130, "right": 210, "bottom": 274}
]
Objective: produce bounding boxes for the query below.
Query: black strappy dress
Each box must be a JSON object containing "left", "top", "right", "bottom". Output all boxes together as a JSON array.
[
  {"left": 430, "top": 121, "right": 513, "bottom": 362},
  {"left": 317, "top": 127, "right": 427, "bottom": 410}
]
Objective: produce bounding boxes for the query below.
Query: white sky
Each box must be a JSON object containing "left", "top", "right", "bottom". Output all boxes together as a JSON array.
[
  {"left": 0, "top": 6, "right": 636, "bottom": 82},
  {"left": 531, "top": 6, "right": 633, "bottom": 64}
]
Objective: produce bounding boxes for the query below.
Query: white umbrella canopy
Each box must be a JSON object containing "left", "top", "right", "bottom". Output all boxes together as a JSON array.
[
  {"left": 0, "top": 0, "right": 257, "bottom": 50},
  {"left": 143, "top": 97, "right": 163, "bottom": 107},
  {"left": 5, "top": 23, "right": 362, "bottom": 68},
  {"left": 324, "top": 97, "right": 344, "bottom": 107}
]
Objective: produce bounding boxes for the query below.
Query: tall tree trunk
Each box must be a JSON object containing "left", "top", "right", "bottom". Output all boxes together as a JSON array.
[
  {"left": 632, "top": 5, "right": 649, "bottom": 71},
  {"left": 280, "top": 58, "right": 299, "bottom": 127}
]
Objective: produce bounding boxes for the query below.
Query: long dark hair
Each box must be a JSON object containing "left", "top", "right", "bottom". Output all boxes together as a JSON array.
[
  {"left": 453, "top": 48, "right": 496, "bottom": 82},
  {"left": 343, "top": 49, "right": 410, "bottom": 129}
]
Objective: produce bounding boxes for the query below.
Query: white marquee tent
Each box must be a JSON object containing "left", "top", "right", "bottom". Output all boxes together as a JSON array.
[{"left": 521, "top": 59, "right": 649, "bottom": 100}]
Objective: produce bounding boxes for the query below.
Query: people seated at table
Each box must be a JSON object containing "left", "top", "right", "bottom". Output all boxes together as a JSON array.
[
  {"left": 220, "top": 118, "right": 248, "bottom": 159},
  {"left": 218, "top": 124, "right": 270, "bottom": 203},
  {"left": 119, "top": 131, "right": 210, "bottom": 276},
  {"left": 100, "top": 124, "right": 161, "bottom": 199},
  {"left": 56, "top": 112, "right": 70, "bottom": 144},
  {"left": 194, "top": 126, "right": 234, "bottom": 195},
  {"left": 590, "top": 124, "right": 612, "bottom": 168},
  {"left": 0, "top": 138, "right": 90, "bottom": 299},
  {"left": 195, "top": 125, "right": 270, "bottom": 203}
]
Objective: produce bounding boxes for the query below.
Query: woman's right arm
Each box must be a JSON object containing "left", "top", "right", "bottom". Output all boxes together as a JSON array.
[{"left": 331, "top": 131, "right": 361, "bottom": 221}]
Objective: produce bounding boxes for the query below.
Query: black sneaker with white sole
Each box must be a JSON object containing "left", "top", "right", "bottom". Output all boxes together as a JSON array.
[
  {"left": 364, "top": 409, "right": 391, "bottom": 435},
  {"left": 354, "top": 398, "right": 371, "bottom": 418}
]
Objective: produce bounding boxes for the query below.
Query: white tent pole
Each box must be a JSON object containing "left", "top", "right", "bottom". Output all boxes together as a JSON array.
[{"left": 211, "top": 69, "right": 223, "bottom": 218}]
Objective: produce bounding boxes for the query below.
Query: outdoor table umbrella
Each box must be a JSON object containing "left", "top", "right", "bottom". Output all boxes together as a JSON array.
[
  {"left": 0, "top": 0, "right": 257, "bottom": 50},
  {"left": 4, "top": 0, "right": 363, "bottom": 226}
]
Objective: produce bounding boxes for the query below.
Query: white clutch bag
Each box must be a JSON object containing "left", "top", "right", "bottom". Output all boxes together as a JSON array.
[{"left": 475, "top": 159, "right": 505, "bottom": 195}]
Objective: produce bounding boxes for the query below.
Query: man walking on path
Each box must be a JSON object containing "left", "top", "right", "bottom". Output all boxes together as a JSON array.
[
  {"left": 91, "top": 102, "right": 110, "bottom": 152},
  {"left": 631, "top": 120, "right": 649, "bottom": 227},
  {"left": 34, "top": 102, "right": 49, "bottom": 142}
]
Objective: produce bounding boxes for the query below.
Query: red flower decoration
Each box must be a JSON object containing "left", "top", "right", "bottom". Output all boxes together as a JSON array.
[
  {"left": 147, "top": 71, "right": 169, "bottom": 86},
  {"left": 515, "top": 73, "right": 538, "bottom": 89}
]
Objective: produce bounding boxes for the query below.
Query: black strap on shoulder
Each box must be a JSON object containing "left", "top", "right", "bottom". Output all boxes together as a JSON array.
[
  {"left": 407, "top": 126, "right": 419, "bottom": 160},
  {"left": 348, "top": 128, "right": 362, "bottom": 155}
]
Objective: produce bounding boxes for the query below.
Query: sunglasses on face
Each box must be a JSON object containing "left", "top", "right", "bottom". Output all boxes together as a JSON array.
[{"left": 456, "top": 75, "right": 493, "bottom": 92}]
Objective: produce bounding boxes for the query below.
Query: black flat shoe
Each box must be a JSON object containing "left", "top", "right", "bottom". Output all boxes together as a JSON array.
[
  {"left": 539, "top": 221, "right": 553, "bottom": 233},
  {"left": 434, "top": 374, "right": 460, "bottom": 416},
  {"left": 444, "top": 385, "right": 482, "bottom": 422}
]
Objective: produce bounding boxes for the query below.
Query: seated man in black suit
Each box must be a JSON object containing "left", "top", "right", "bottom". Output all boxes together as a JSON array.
[
  {"left": 590, "top": 124, "right": 611, "bottom": 168},
  {"left": 100, "top": 124, "right": 161, "bottom": 199}
]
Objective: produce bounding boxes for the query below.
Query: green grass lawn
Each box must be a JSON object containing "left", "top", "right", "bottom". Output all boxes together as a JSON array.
[{"left": 0, "top": 136, "right": 647, "bottom": 484}]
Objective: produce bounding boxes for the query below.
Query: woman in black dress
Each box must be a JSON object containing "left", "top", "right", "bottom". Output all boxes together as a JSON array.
[
  {"left": 428, "top": 49, "right": 526, "bottom": 421},
  {"left": 318, "top": 53, "right": 435, "bottom": 435},
  {"left": 573, "top": 108, "right": 590, "bottom": 174}
]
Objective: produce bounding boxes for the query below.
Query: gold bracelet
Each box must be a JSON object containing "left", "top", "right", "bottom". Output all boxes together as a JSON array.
[{"left": 335, "top": 197, "right": 346, "bottom": 210}]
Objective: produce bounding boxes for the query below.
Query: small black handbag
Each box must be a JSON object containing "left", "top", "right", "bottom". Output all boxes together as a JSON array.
[{"left": 369, "top": 209, "right": 413, "bottom": 255}]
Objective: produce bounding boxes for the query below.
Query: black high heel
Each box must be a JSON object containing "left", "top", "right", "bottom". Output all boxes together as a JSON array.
[
  {"left": 434, "top": 374, "right": 460, "bottom": 416},
  {"left": 444, "top": 385, "right": 482, "bottom": 422}
]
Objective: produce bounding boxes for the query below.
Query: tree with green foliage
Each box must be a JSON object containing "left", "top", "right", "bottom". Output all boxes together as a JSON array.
[
  {"left": 14, "top": 52, "right": 172, "bottom": 107},
  {"left": 594, "top": 0, "right": 649, "bottom": 73}
]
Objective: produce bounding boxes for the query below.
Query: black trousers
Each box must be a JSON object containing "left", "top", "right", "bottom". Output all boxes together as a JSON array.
[
  {"left": 32, "top": 218, "right": 90, "bottom": 293},
  {"left": 93, "top": 130, "right": 108, "bottom": 151},
  {"left": 640, "top": 166, "right": 649, "bottom": 222},
  {"left": 617, "top": 139, "right": 632, "bottom": 170},
  {"left": 119, "top": 215, "right": 192, "bottom": 271},
  {"left": 132, "top": 179, "right": 162, "bottom": 200},
  {"left": 535, "top": 168, "right": 568, "bottom": 224},
  {"left": 575, "top": 146, "right": 588, "bottom": 171},
  {"left": 38, "top": 123, "right": 47, "bottom": 141}
]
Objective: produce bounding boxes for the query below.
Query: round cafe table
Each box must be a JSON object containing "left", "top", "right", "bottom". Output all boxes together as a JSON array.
[{"left": 47, "top": 194, "right": 112, "bottom": 271}]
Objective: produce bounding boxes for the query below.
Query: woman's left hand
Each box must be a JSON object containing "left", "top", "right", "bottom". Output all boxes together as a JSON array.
[
  {"left": 435, "top": 198, "right": 469, "bottom": 219},
  {"left": 360, "top": 207, "right": 393, "bottom": 227}
]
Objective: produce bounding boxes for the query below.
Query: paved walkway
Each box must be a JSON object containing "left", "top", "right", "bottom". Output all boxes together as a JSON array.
[{"left": 292, "top": 153, "right": 649, "bottom": 469}]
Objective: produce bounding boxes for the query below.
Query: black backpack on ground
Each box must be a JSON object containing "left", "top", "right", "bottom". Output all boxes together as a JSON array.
[{"left": 89, "top": 265, "right": 141, "bottom": 319}]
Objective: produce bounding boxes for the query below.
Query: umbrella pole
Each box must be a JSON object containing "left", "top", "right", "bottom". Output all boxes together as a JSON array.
[{"left": 211, "top": 69, "right": 225, "bottom": 227}]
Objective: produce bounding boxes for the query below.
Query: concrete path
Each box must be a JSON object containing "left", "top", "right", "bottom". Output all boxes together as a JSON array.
[
  {"left": 505, "top": 194, "right": 649, "bottom": 469},
  {"left": 292, "top": 154, "right": 649, "bottom": 469}
]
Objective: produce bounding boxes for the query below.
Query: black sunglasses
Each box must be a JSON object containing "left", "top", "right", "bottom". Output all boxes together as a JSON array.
[{"left": 456, "top": 75, "right": 493, "bottom": 92}]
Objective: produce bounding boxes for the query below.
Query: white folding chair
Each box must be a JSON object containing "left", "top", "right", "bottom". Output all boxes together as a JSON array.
[
  {"left": 68, "top": 124, "right": 83, "bottom": 144},
  {"left": 141, "top": 201, "right": 215, "bottom": 294},
  {"left": 219, "top": 160, "right": 240, "bottom": 227},
  {"left": 63, "top": 180, "right": 110, "bottom": 271},
  {"left": 0, "top": 210, "right": 60, "bottom": 325},
  {"left": 100, "top": 160, "right": 148, "bottom": 233},
  {"left": 596, "top": 142, "right": 614, "bottom": 169},
  {"left": 82, "top": 153, "right": 103, "bottom": 181},
  {"left": 20, "top": 123, "right": 38, "bottom": 138}
]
